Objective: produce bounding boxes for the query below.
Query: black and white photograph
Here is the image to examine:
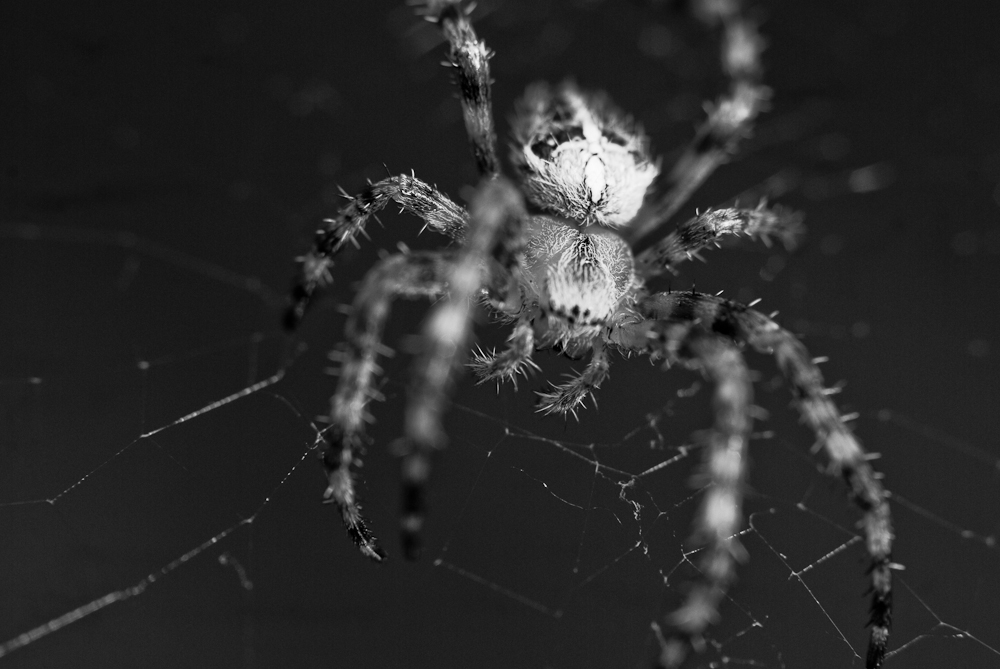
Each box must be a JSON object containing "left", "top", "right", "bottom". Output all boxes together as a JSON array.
[{"left": 2, "top": 1, "right": 998, "bottom": 667}]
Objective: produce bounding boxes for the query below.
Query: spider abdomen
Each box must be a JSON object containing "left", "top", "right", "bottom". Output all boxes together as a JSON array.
[
  {"left": 521, "top": 216, "right": 634, "bottom": 356},
  {"left": 510, "top": 82, "right": 659, "bottom": 228}
]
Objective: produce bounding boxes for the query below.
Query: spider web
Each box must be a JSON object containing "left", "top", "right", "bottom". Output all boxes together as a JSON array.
[{"left": 3, "top": 1, "right": 999, "bottom": 668}]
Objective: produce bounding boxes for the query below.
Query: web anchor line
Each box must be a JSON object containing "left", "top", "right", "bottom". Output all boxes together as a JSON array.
[
  {"left": 0, "top": 520, "right": 251, "bottom": 658},
  {"left": 0, "top": 363, "right": 307, "bottom": 659}
]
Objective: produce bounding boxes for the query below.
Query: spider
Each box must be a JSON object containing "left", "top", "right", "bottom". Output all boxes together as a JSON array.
[{"left": 285, "top": 1, "right": 895, "bottom": 667}]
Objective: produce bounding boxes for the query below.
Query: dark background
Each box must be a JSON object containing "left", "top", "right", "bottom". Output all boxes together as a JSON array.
[{"left": 1, "top": 0, "right": 999, "bottom": 667}]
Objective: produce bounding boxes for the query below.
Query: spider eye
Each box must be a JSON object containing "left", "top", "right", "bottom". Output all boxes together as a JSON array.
[
  {"left": 603, "top": 130, "right": 630, "bottom": 147},
  {"left": 531, "top": 127, "right": 584, "bottom": 160}
]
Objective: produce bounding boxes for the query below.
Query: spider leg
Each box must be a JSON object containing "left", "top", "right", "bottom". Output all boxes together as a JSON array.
[
  {"left": 324, "top": 250, "right": 458, "bottom": 562},
  {"left": 287, "top": 174, "right": 468, "bottom": 329},
  {"left": 646, "top": 324, "right": 753, "bottom": 669},
  {"left": 468, "top": 316, "right": 539, "bottom": 389},
  {"left": 397, "top": 178, "right": 527, "bottom": 559},
  {"left": 535, "top": 340, "right": 610, "bottom": 418},
  {"left": 634, "top": 290, "right": 894, "bottom": 668},
  {"left": 625, "top": 13, "right": 769, "bottom": 246},
  {"left": 416, "top": 0, "right": 500, "bottom": 177},
  {"left": 634, "top": 201, "right": 804, "bottom": 280}
]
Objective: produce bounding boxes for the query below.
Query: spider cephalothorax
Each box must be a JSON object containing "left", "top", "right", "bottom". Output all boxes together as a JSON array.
[{"left": 285, "top": 2, "right": 895, "bottom": 668}]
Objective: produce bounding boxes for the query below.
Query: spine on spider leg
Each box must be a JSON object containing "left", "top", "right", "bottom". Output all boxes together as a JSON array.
[
  {"left": 286, "top": 184, "right": 385, "bottom": 330},
  {"left": 321, "top": 432, "right": 387, "bottom": 562},
  {"left": 635, "top": 203, "right": 804, "bottom": 279},
  {"left": 468, "top": 317, "right": 539, "bottom": 388},
  {"left": 285, "top": 175, "right": 467, "bottom": 330},
  {"left": 321, "top": 264, "right": 398, "bottom": 563},
  {"left": 643, "top": 291, "right": 894, "bottom": 668},
  {"left": 653, "top": 331, "right": 752, "bottom": 669},
  {"left": 417, "top": 0, "right": 500, "bottom": 177},
  {"left": 535, "top": 343, "right": 610, "bottom": 418},
  {"left": 322, "top": 253, "right": 452, "bottom": 562},
  {"left": 744, "top": 314, "right": 893, "bottom": 669},
  {"left": 628, "top": 8, "right": 770, "bottom": 246},
  {"left": 397, "top": 178, "right": 527, "bottom": 559}
]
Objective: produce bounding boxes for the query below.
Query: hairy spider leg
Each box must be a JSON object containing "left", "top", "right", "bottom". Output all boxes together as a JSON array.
[
  {"left": 535, "top": 340, "right": 611, "bottom": 418},
  {"left": 324, "top": 251, "right": 457, "bottom": 561},
  {"left": 398, "top": 178, "right": 528, "bottom": 559},
  {"left": 651, "top": 330, "right": 752, "bottom": 669},
  {"left": 468, "top": 316, "right": 540, "bottom": 389},
  {"left": 418, "top": 0, "right": 501, "bottom": 177},
  {"left": 634, "top": 201, "right": 804, "bottom": 280},
  {"left": 626, "top": 13, "right": 769, "bottom": 247},
  {"left": 637, "top": 291, "right": 894, "bottom": 668},
  {"left": 286, "top": 174, "right": 468, "bottom": 329}
]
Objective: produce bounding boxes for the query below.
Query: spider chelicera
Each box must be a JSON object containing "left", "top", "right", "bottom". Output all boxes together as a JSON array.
[{"left": 284, "top": 1, "right": 895, "bottom": 666}]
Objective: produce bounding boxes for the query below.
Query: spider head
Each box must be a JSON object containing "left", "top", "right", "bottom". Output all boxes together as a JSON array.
[
  {"left": 521, "top": 216, "right": 635, "bottom": 356},
  {"left": 510, "top": 82, "right": 659, "bottom": 229}
]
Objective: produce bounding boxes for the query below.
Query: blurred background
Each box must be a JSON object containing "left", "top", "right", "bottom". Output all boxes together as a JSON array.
[{"left": 1, "top": 0, "right": 998, "bottom": 667}]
